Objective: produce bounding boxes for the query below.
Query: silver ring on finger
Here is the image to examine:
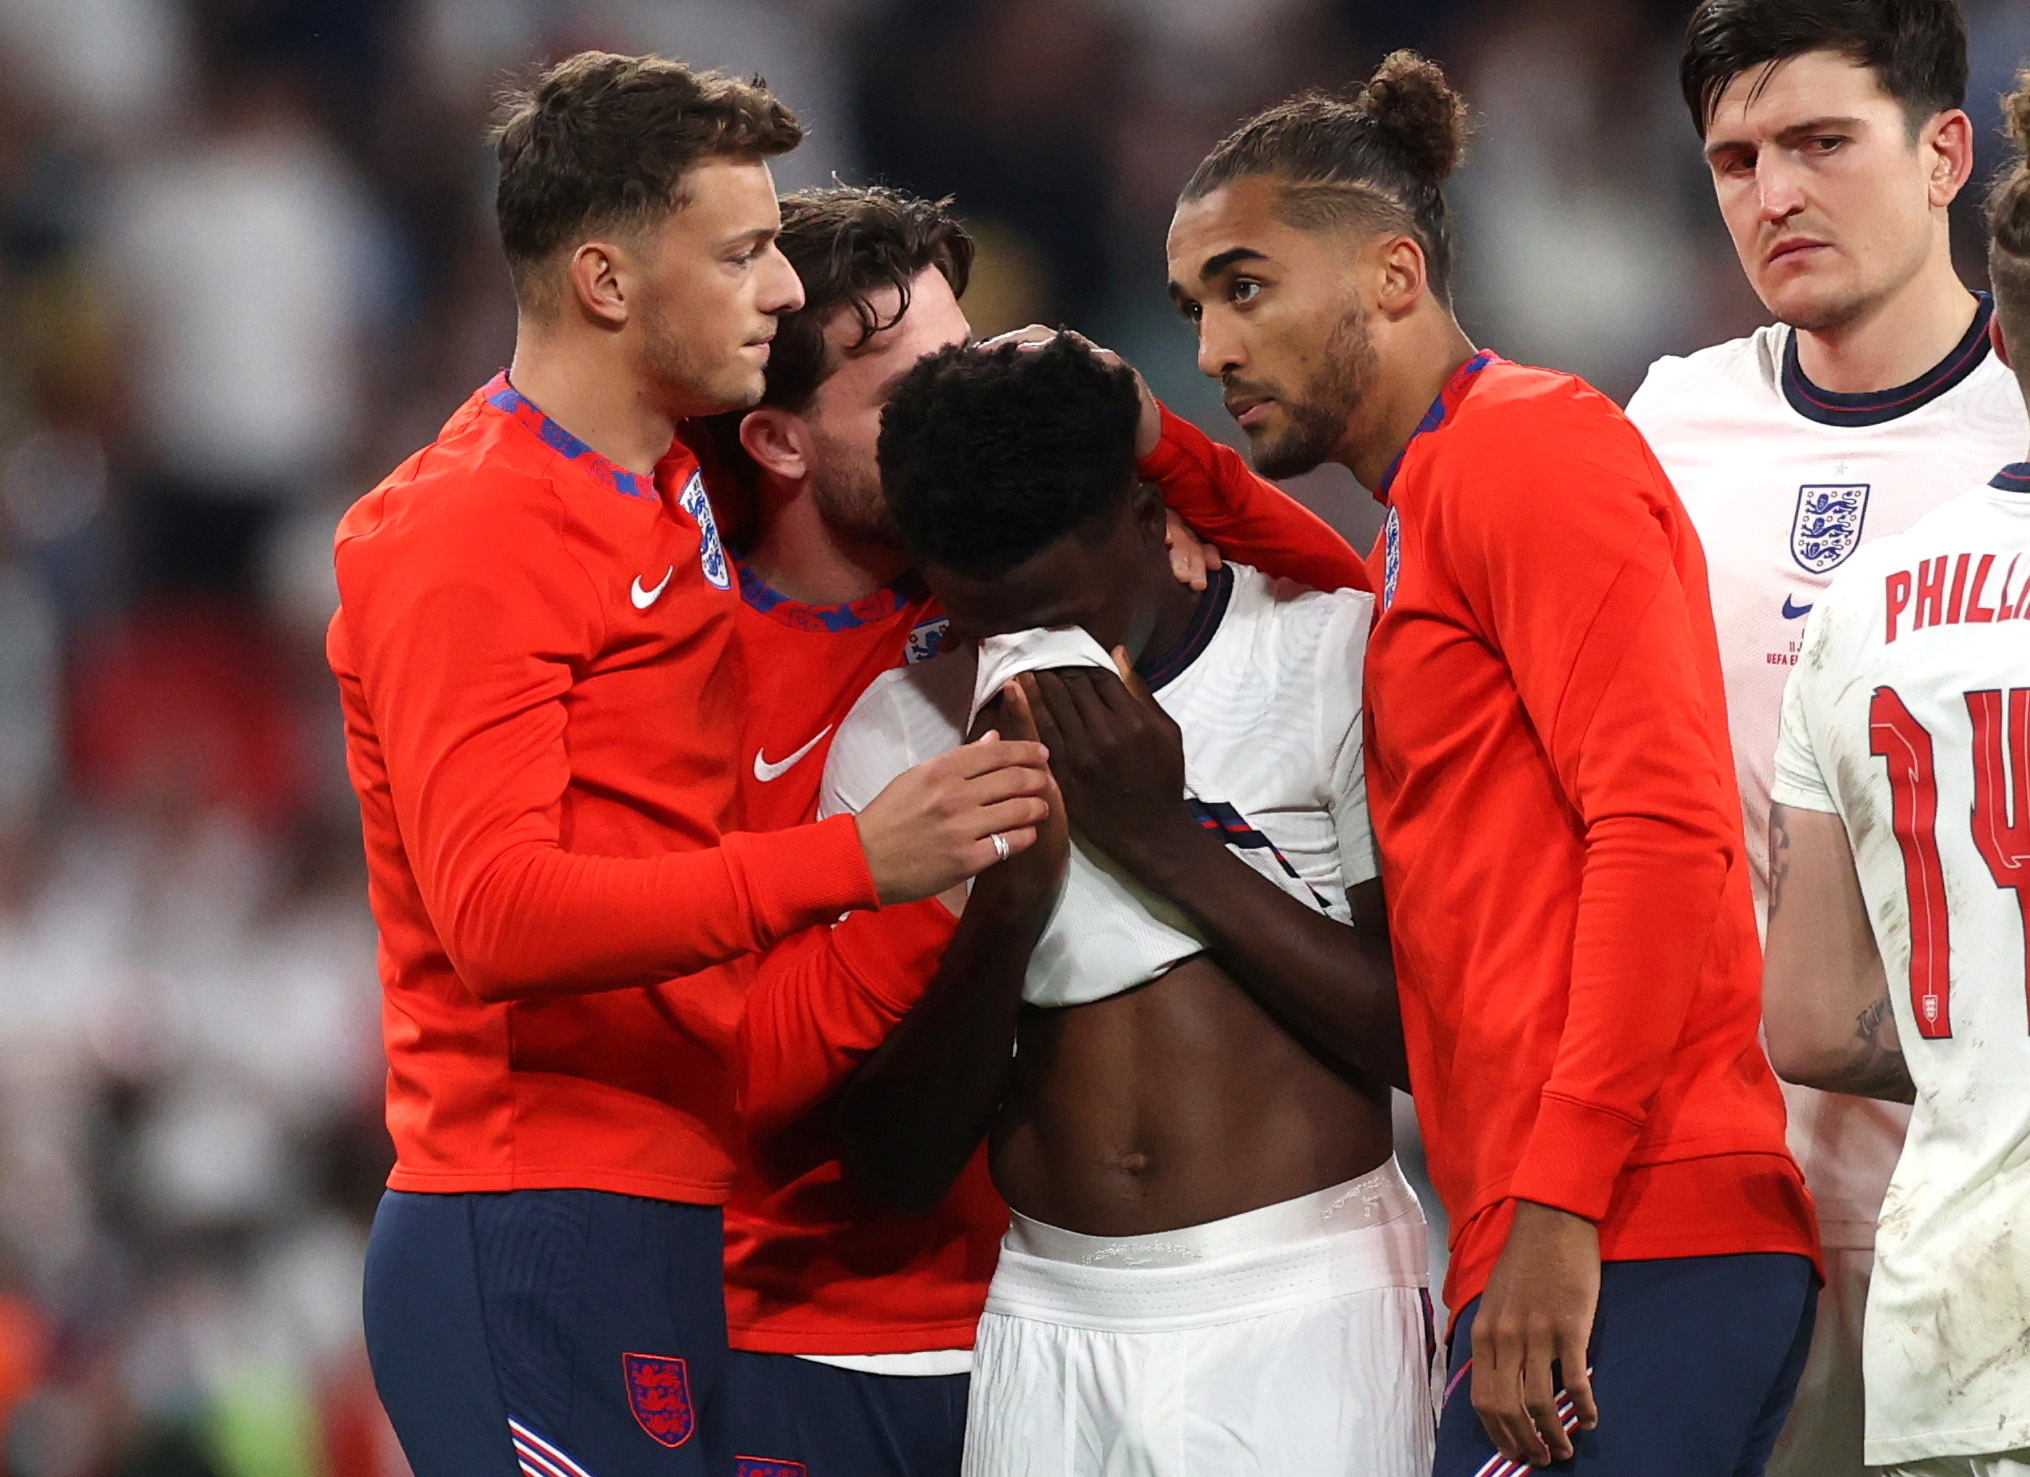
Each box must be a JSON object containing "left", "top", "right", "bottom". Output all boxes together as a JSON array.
[{"left": 990, "top": 832, "right": 1011, "bottom": 863}]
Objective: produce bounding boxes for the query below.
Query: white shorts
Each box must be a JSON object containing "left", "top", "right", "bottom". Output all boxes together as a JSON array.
[
  {"left": 961, "top": 1158, "right": 1438, "bottom": 1476},
  {"left": 1879, "top": 1452, "right": 2030, "bottom": 1477}
]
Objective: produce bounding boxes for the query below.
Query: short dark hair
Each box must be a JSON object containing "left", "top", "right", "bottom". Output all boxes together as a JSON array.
[
  {"left": 1991, "top": 67, "right": 2030, "bottom": 372},
  {"left": 1679, "top": 0, "right": 1968, "bottom": 137},
  {"left": 878, "top": 337, "right": 1142, "bottom": 580},
  {"left": 492, "top": 51, "right": 802, "bottom": 307},
  {"left": 761, "top": 187, "right": 975, "bottom": 412},
  {"left": 1181, "top": 51, "right": 1470, "bottom": 299}
]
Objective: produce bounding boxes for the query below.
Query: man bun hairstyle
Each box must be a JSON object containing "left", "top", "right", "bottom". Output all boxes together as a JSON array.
[
  {"left": 877, "top": 336, "right": 1142, "bottom": 580},
  {"left": 1990, "top": 66, "right": 2030, "bottom": 371},
  {"left": 493, "top": 50, "right": 802, "bottom": 309},
  {"left": 761, "top": 187, "right": 976, "bottom": 412},
  {"left": 1679, "top": 0, "right": 1968, "bottom": 137},
  {"left": 1181, "top": 51, "right": 1470, "bottom": 299}
]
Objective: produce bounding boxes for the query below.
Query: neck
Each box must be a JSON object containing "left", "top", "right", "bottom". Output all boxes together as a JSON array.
[
  {"left": 1790, "top": 251, "right": 1977, "bottom": 394},
  {"left": 744, "top": 477, "right": 911, "bottom": 604},
  {"left": 1340, "top": 311, "right": 1479, "bottom": 493},
  {"left": 1135, "top": 561, "right": 1209, "bottom": 669},
  {"left": 507, "top": 321, "right": 680, "bottom": 478}
]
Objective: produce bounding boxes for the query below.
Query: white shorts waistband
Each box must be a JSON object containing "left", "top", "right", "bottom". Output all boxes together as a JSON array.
[
  {"left": 1005, "top": 1156, "right": 1421, "bottom": 1267},
  {"left": 986, "top": 1159, "right": 1428, "bottom": 1332}
]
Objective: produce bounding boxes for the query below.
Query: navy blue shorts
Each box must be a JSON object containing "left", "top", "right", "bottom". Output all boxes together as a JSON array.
[
  {"left": 719, "top": 1350, "right": 968, "bottom": 1477},
  {"left": 1434, "top": 1253, "right": 1818, "bottom": 1477},
  {"left": 363, "top": 1188, "right": 731, "bottom": 1477}
]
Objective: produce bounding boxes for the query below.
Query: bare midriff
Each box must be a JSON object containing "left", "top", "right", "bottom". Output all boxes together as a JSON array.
[{"left": 990, "top": 955, "right": 1393, "bottom": 1236}]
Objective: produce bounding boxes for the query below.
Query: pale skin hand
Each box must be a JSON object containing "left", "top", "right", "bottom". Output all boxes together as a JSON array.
[
  {"left": 1471, "top": 1202, "right": 1602, "bottom": 1466},
  {"left": 853, "top": 735, "right": 1051, "bottom": 905},
  {"left": 1763, "top": 802, "right": 1915, "bottom": 1103},
  {"left": 979, "top": 324, "right": 1164, "bottom": 457}
]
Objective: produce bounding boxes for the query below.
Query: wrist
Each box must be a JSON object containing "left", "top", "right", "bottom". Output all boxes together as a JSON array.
[{"left": 1112, "top": 811, "right": 1224, "bottom": 896}]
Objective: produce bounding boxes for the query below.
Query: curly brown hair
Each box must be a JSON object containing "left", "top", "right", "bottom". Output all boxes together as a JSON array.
[{"left": 492, "top": 51, "right": 802, "bottom": 311}]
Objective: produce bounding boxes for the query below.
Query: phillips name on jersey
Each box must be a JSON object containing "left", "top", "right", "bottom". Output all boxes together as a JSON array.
[{"left": 1772, "top": 463, "right": 2030, "bottom": 1466}]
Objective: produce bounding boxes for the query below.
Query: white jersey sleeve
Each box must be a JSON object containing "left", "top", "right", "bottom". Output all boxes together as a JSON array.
[
  {"left": 817, "top": 647, "right": 975, "bottom": 821},
  {"left": 1316, "top": 589, "right": 1380, "bottom": 889},
  {"left": 1769, "top": 616, "right": 1838, "bottom": 815}
]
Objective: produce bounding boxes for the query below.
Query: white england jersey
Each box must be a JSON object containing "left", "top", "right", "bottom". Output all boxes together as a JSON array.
[
  {"left": 819, "top": 563, "right": 1379, "bottom": 1008},
  {"left": 1771, "top": 464, "right": 2030, "bottom": 1465},
  {"left": 1628, "top": 297, "right": 2028, "bottom": 1243}
]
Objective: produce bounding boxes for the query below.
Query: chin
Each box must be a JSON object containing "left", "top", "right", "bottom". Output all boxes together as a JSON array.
[{"left": 1759, "top": 273, "right": 1870, "bottom": 338}]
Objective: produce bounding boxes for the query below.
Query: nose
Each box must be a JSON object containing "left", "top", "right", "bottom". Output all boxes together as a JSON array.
[
  {"left": 1756, "top": 156, "right": 1807, "bottom": 225},
  {"left": 1195, "top": 315, "right": 1242, "bottom": 382},
  {"left": 762, "top": 242, "right": 805, "bottom": 317}
]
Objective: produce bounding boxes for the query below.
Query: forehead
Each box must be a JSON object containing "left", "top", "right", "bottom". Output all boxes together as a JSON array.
[
  {"left": 1704, "top": 49, "right": 1902, "bottom": 142},
  {"left": 1165, "top": 177, "right": 1302, "bottom": 282},
  {"left": 818, "top": 266, "right": 965, "bottom": 357},
  {"left": 671, "top": 156, "right": 782, "bottom": 230}
]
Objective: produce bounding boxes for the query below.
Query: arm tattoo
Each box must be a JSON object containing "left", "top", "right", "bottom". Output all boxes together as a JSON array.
[
  {"left": 1837, "top": 992, "right": 1916, "bottom": 1104},
  {"left": 1766, "top": 811, "right": 1793, "bottom": 917}
]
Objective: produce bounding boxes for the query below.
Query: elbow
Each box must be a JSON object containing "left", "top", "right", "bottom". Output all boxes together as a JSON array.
[{"left": 458, "top": 955, "right": 553, "bottom": 1004}]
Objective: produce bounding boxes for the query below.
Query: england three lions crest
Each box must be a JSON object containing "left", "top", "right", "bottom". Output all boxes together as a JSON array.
[{"left": 1790, "top": 484, "right": 1870, "bottom": 574}]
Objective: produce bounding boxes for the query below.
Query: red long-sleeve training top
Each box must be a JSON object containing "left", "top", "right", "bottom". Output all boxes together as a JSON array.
[
  {"left": 724, "top": 405, "right": 1372, "bottom": 1353},
  {"left": 1361, "top": 353, "right": 1818, "bottom": 1317},
  {"left": 328, "top": 374, "right": 880, "bottom": 1203}
]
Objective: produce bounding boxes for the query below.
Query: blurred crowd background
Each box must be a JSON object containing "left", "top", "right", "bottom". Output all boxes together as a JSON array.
[{"left": 0, "top": 0, "right": 2023, "bottom": 1471}]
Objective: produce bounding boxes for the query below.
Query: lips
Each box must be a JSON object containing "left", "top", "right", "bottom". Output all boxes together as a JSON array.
[
  {"left": 1224, "top": 395, "right": 1272, "bottom": 428},
  {"left": 1766, "top": 238, "right": 1828, "bottom": 268}
]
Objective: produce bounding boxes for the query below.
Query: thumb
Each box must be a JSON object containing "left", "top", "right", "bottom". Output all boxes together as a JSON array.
[{"left": 1111, "top": 647, "right": 1156, "bottom": 706}]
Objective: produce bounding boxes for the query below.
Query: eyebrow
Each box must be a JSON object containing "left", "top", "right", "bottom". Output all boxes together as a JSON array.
[
  {"left": 1704, "top": 114, "right": 1865, "bottom": 158},
  {"left": 1199, "top": 246, "right": 1269, "bottom": 282}
]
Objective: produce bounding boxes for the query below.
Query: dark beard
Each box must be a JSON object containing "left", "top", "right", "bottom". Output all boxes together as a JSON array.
[
  {"left": 1246, "top": 306, "right": 1376, "bottom": 480},
  {"left": 812, "top": 457, "right": 904, "bottom": 548}
]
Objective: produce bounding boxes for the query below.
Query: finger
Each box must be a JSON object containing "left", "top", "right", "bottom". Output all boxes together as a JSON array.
[
  {"left": 961, "top": 762, "right": 1053, "bottom": 808},
  {"left": 1202, "top": 541, "right": 1223, "bottom": 570},
  {"left": 1520, "top": 1336, "right": 1563, "bottom": 1465},
  {"left": 958, "top": 819, "right": 1039, "bottom": 876},
  {"left": 978, "top": 324, "right": 1056, "bottom": 351},
  {"left": 1017, "top": 673, "right": 1067, "bottom": 754},
  {"left": 970, "top": 796, "right": 1049, "bottom": 840},
  {"left": 1562, "top": 1341, "right": 1599, "bottom": 1433},
  {"left": 1165, "top": 513, "right": 1208, "bottom": 591},
  {"left": 1062, "top": 669, "right": 1121, "bottom": 738},
  {"left": 1474, "top": 1320, "right": 1544, "bottom": 1468},
  {"left": 1110, "top": 647, "right": 1161, "bottom": 709},
  {"left": 951, "top": 736, "right": 1050, "bottom": 779},
  {"left": 1031, "top": 672, "right": 1090, "bottom": 755},
  {"left": 998, "top": 679, "right": 1042, "bottom": 744}
]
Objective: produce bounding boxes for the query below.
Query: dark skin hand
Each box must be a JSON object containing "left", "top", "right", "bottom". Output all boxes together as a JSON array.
[
  {"left": 833, "top": 683, "right": 1070, "bottom": 1215},
  {"left": 1470, "top": 1201, "right": 1601, "bottom": 1465},
  {"left": 1018, "top": 657, "right": 1408, "bottom": 1093}
]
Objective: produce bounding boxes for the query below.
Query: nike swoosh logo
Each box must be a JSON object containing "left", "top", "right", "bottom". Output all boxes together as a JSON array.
[
  {"left": 753, "top": 727, "right": 833, "bottom": 783},
  {"left": 1782, "top": 595, "right": 1814, "bottom": 620},
  {"left": 631, "top": 566, "right": 674, "bottom": 609}
]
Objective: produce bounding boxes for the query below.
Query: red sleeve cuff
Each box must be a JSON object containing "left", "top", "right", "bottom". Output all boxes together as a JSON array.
[
  {"left": 724, "top": 814, "right": 880, "bottom": 946},
  {"left": 1507, "top": 1092, "right": 1646, "bottom": 1222}
]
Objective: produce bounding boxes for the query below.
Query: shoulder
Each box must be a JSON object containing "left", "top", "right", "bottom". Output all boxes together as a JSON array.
[
  {"left": 1428, "top": 361, "right": 1673, "bottom": 521},
  {"left": 837, "top": 648, "right": 974, "bottom": 757},
  {"left": 1624, "top": 329, "right": 1782, "bottom": 438},
  {"left": 1231, "top": 563, "right": 1373, "bottom": 648}
]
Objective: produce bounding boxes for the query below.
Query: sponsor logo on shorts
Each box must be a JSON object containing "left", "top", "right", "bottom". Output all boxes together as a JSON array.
[{"left": 621, "top": 1353, "right": 695, "bottom": 1447}]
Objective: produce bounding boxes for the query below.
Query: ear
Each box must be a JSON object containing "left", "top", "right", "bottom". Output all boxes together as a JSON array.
[
  {"left": 1993, "top": 313, "right": 2015, "bottom": 372},
  {"left": 737, "top": 407, "right": 812, "bottom": 484},
  {"left": 1924, "top": 109, "right": 1976, "bottom": 210},
  {"left": 1131, "top": 479, "right": 1167, "bottom": 540},
  {"left": 566, "top": 239, "right": 631, "bottom": 329},
  {"left": 1373, "top": 233, "right": 1430, "bottom": 321}
]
